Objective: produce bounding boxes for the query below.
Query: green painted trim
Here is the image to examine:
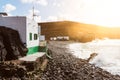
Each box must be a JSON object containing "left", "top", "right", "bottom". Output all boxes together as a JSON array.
[{"left": 27, "top": 46, "right": 40, "bottom": 55}]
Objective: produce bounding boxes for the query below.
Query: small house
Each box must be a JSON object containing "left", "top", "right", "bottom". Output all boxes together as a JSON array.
[{"left": 0, "top": 13, "right": 41, "bottom": 55}]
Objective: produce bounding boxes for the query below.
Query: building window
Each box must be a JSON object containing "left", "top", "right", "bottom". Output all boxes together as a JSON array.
[
  {"left": 34, "top": 34, "right": 38, "bottom": 40},
  {"left": 30, "top": 33, "right": 32, "bottom": 40}
]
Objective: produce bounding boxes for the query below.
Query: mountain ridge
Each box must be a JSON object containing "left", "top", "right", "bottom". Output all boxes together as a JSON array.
[{"left": 39, "top": 21, "right": 120, "bottom": 42}]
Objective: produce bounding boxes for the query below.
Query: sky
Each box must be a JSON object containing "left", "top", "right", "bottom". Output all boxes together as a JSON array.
[{"left": 0, "top": 0, "right": 120, "bottom": 27}]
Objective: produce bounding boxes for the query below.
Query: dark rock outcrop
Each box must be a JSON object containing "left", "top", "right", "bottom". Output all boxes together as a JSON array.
[{"left": 0, "top": 26, "right": 28, "bottom": 61}]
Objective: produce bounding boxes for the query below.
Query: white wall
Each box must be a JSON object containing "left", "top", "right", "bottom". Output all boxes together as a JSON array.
[
  {"left": 0, "top": 16, "right": 40, "bottom": 48},
  {"left": 26, "top": 18, "right": 39, "bottom": 48},
  {"left": 0, "top": 16, "right": 26, "bottom": 43}
]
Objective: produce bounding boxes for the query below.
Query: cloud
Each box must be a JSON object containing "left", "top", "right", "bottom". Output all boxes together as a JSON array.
[
  {"left": 29, "top": 9, "right": 40, "bottom": 15},
  {"left": 21, "top": 0, "right": 33, "bottom": 3},
  {"left": 37, "top": 0, "right": 48, "bottom": 6},
  {"left": 21, "top": 0, "right": 48, "bottom": 6},
  {"left": 56, "top": 0, "right": 120, "bottom": 26},
  {"left": 46, "top": 16, "right": 58, "bottom": 21},
  {"left": 3, "top": 4, "right": 16, "bottom": 12},
  {"left": 53, "top": 3, "right": 61, "bottom": 7},
  {"left": 45, "top": 16, "right": 66, "bottom": 22},
  {"left": 53, "top": 0, "right": 61, "bottom": 7},
  {"left": 27, "top": 9, "right": 41, "bottom": 22},
  {"left": 50, "top": 0, "right": 84, "bottom": 22}
]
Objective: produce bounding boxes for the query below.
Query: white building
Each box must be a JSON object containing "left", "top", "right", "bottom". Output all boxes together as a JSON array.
[{"left": 0, "top": 13, "right": 41, "bottom": 55}]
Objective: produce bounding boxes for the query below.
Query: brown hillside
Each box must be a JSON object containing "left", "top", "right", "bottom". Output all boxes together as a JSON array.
[{"left": 39, "top": 21, "right": 120, "bottom": 42}]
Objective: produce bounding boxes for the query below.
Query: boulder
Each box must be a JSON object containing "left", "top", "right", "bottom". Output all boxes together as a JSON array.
[{"left": 0, "top": 26, "right": 28, "bottom": 61}]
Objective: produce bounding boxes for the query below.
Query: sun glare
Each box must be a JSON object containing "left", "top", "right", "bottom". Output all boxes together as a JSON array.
[
  {"left": 62, "top": 0, "right": 120, "bottom": 27},
  {"left": 81, "top": 0, "right": 120, "bottom": 27}
]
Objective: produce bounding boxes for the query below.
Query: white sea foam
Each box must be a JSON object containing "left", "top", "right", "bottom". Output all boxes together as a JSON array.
[{"left": 67, "top": 39, "right": 120, "bottom": 75}]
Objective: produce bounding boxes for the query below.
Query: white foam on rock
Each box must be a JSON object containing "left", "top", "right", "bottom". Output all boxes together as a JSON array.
[
  {"left": 67, "top": 39, "right": 120, "bottom": 75},
  {"left": 19, "top": 52, "right": 45, "bottom": 61}
]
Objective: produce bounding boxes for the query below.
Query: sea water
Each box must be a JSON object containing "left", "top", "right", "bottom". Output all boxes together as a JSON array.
[{"left": 68, "top": 39, "right": 120, "bottom": 75}]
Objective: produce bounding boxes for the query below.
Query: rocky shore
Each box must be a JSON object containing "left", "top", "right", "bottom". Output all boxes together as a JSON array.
[
  {"left": 0, "top": 54, "right": 47, "bottom": 80},
  {"left": 0, "top": 41, "right": 120, "bottom": 80},
  {"left": 41, "top": 41, "right": 120, "bottom": 80}
]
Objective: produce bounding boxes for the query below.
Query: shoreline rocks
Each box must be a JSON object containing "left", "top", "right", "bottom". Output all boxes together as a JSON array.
[{"left": 41, "top": 41, "right": 120, "bottom": 80}]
